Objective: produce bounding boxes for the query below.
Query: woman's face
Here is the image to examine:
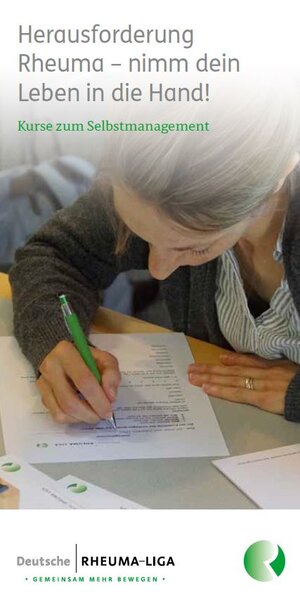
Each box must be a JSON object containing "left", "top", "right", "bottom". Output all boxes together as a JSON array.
[{"left": 113, "top": 184, "right": 255, "bottom": 280}]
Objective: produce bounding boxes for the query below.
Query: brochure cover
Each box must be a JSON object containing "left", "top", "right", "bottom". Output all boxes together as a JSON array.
[{"left": 0, "top": 0, "right": 299, "bottom": 608}]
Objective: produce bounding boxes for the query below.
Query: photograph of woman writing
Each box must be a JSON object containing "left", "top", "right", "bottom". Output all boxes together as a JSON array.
[{"left": 9, "top": 76, "right": 300, "bottom": 426}]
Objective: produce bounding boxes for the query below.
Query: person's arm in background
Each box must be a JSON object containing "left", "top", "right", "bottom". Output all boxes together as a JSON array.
[
  {"left": 0, "top": 168, "right": 32, "bottom": 271},
  {"left": 9, "top": 183, "right": 148, "bottom": 424}
]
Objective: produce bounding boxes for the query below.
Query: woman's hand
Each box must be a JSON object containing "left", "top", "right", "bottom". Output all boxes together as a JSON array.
[
  {"left": 37, "top": 340, "right": 121, "bottom": 424},
  {"left": 188, "top": 353, "right": 300, "bottom": 415}
]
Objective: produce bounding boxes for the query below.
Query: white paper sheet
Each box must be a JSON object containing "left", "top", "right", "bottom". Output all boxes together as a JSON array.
[
  {"left": 0, "top": 454, "right": 79, "bottom": 509},
  {"left": 0, "top": 334, "right": 228, "bottom": 462},
  {"left": 57, "top": 475, "right": 146, "bottom": 509},
  {"left": 0, "top": 454, "right": 146, "bottom": 509},
  {"left": 213, "top": 444, "right": 300, "bottom": 508}
]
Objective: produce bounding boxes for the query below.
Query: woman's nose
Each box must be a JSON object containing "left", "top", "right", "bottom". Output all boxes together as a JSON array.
[{"left": 148, "top": 246, "right": 180, "bottom": 280}]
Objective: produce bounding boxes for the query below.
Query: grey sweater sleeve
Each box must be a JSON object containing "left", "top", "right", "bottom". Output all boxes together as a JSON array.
[
  {"left": 9, "top": 183, "right": 148, "bottom": 373},
  {"left": 285, "top": 372, "right": 300, "bottom": 422}
]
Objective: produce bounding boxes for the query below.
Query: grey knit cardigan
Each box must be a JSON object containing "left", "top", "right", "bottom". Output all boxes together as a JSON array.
[{"left": 9, "top": 167, "right": 300, "bottom": 422}]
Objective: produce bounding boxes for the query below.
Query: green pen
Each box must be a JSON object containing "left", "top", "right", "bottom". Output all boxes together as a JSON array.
[{"left": 59, "top": 294, "right": 117, "bottom": 429}]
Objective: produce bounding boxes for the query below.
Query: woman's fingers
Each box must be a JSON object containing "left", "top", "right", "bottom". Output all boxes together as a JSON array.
[
  {"left": 92, "top": 349, "right": 122, "bottom": 403},
  {"left": 188, "top": 363, "right": 272, "bottom": 379},
  {"left": 201, "top": 384, "right": 262, "bottom": 406},
  {"left": 39, "top": 340, "right": 122, "bottom": 423},
  {"left": 41, "top": 343, "right": 109, "bottom": 421},
  {"left": 198, "top": 383, "right": 283, "bottom": 414},
  {"left": 51, "top": 372, "right": 103, "bottom": 424},
  {"left": 218, "top": 353, "right": 284, "bottom": 368},
  {"left": 187, "top": 357, "right": 300, "bottom": 415},
  {"left": 59, "top": 349, "right": 113, "bottom": 420},
  {"left": 37, "top": 376, "right": 79, "bottom": 424},
  {"left": 188, "top": 361, "right": 296, "bottom": 394},
  {"left": 188, "top": 371, "right": 280, "bottom": 392}
]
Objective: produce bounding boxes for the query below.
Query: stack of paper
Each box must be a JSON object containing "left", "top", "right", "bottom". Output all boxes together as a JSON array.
[{"left": 0, "top": 455, "right": 146, "bottom": 509}]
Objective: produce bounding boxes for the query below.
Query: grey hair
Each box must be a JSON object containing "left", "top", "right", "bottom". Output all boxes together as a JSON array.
[{"left": 101, "top": 73, "right": 300, "bottom": 231}]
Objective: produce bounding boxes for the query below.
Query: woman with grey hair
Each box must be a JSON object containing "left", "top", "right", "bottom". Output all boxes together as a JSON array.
[{"left": 9, "top": 76, "right": 300, "bottom": 425}]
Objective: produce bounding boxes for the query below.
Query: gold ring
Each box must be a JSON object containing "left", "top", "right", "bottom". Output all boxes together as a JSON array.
[{"left": 245, "top": 377, "right": 254, "bottom": 390}]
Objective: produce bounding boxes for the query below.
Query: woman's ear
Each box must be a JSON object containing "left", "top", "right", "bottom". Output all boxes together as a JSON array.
[{"left": 274, "top": 151, "right": 300, "bottom": 192}]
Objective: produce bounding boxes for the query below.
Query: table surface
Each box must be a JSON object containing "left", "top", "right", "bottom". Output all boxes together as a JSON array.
[{"left": 1, "top": 273, "right": 299, "bottom": 509}]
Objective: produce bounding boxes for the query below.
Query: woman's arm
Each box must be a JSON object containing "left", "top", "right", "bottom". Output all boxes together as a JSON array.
[
  {"left": 9, "top": 183, "right": 148, "bottom": 373},
  {"left": 9, "top": 184, "right": 148, "bottom": 424}
]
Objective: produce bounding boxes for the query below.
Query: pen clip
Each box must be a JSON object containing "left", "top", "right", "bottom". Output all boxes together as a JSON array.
[{"left": 62, "top": 314, "right": 71, "bottom": 336}]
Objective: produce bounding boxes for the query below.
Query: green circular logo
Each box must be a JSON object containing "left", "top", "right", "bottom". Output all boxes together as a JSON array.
[
  {"left": 1, "top": 462, "right": 21, "bottom": 473},
  {"left": 67, "top": 483, "right": 88, "bottom": 494},
  {"left": 244, "top": 540, "right": 285, "bottom": 581}
]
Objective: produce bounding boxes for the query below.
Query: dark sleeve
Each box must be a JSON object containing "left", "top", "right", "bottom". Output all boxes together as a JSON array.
[
  {"left": 284, "top": 372, "right": 300, "bottom": 422},
  {"left": 9, "top": 184, "right": 148, "bottom": 373}
]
